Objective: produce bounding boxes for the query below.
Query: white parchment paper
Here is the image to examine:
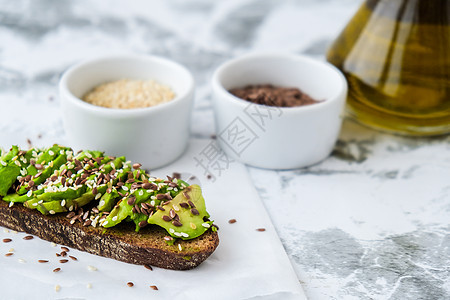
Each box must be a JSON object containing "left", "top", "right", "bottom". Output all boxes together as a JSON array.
[{"left": 0, "top": 139, "right": 305, "bottom": 300}]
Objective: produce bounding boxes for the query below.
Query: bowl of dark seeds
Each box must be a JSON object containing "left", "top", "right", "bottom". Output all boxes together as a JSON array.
[{"left": 212, "top": 53, "right": 347, "bottom": 169}]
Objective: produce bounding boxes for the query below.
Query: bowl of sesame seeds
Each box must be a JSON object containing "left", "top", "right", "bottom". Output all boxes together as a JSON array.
[{"left": 59, "top": 54, "right": 195, "bottom": 169}]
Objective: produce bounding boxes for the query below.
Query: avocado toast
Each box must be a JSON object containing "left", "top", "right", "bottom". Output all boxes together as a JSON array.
[{"left": 0, "top": 144, "right": 218, "bottom": 270}]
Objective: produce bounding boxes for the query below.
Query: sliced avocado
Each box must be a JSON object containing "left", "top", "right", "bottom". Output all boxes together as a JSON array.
[
  {"left": 0, "top": 165, "right": 21, "bottom": 196},
  {"left": 18, "top": 153, "right": 67, "bottom": 195},
  {"left": 98, "top": 189, "right": 118, "bottom": 212},
  {"left": 147, "top": 184, "right": 212, "bottom": 240},
  {"left": 0, "top": 145, "right": 19, "bottom": 170},
  {"left": 36, "top": 188, "right": 83, "bottom": 202},
  {"left": 4, "top": 189, "right": 44, "bottom": 203},
  {"left": 102, "top": 198, "right": 132, "bottom": 228},
  {"left": 0, "top": 144, "right": 214, "bottom": 241},
  {"left": 36, "top": 200, "right": 68, "bottom": 215}
]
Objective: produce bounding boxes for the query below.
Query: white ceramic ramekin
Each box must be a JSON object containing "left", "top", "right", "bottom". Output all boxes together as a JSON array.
[
  {"left": 59, "top": 55, "right": 194, "bottom": 169},
  {"left": 212, "top": 53, "right": 347, "bottom": 169}
]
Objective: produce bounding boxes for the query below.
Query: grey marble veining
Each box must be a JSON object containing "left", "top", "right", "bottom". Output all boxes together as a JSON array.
[
  {"left": 1, "top": 0, "right": 449, "bottom": 299},
  {"left": 250, "top": 120, "right": 450, "bottom": 299}
]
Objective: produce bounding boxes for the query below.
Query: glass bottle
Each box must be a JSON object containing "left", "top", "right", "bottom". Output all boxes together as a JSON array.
[{"left": 327, "top": 0, "right": 450, "bottom": 136}]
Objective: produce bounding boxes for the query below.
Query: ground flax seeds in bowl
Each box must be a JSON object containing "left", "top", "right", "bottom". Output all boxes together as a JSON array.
[{"left": 83, "top": 79, "right": 176, "bottom": 109}]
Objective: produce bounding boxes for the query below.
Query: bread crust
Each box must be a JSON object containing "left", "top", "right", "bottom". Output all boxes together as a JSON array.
[{"left": 0, "top": 200, "right": 219, "bottom": 270}]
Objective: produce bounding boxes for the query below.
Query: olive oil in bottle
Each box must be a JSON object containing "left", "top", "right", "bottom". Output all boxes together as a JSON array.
[{"left": 327, "top": 0, "right": 450, "bottom": 136}]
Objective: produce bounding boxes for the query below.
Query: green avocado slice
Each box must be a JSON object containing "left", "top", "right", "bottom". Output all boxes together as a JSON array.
[
  {"left": 0, "top": 165, "right": 21, "bottom": 196},
  {"left": 18, "top": 153, "right": 67, "bottom": 195},
  {"left": 147, "top": 184, "right": 213, "bottom": 240},
  {"left": 0, "top": 145, "right": 19, "bottom": 169},
  {"left": 102, "top": 197, "right": 132, "bottom": 228},
  {"left": 4, "top": 189, "right": 44, "bottom": 203}
]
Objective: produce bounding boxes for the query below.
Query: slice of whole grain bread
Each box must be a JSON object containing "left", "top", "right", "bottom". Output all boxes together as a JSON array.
[{"left": 0, "top": 200, "right": 219, "bottom": 270}]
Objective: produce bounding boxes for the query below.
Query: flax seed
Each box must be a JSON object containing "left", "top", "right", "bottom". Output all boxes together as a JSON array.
[
  {"left": 127, "top": 197, "right": 136, "bottom": 205},
  {"left": 61, "top": 247, "right": 69, "bottom": 252},
  {"left": 69, "top": 256, "right": 77, "bottom": 261},
  {"left": 150, "top": 285, "right": 158, "bottom": 290},
  {"left": 228, "top": 219, "right": 237, "bottom": 224},
  {"left": 2, "top": 238, "right": 12, "bottom": 243},
  {"left": 38, "top": 260, "right": 49, "bottom": 263},
  {"left": 256, "top": 228, "right": 266, "bottom": 232},
  {"left": 5, "top": 253, "right": 14, "bottom": 257},
  {"left": 53, "top": 268, "right": 61, "bottom": 273},
  {"left": 127, "top": 282, "right": 134, "bottom": 287},
  {"left": 137, "top": 220, "right": 147, "bottom": 228},
  {"left": 144, "top": 264, "right": 153, "bottom": 271},
  {"left": 23, "top": 235, "right": 34, "bottom": 240},
  {"left": 172, "top": 220, "right": 182, "bottom": 227},
  {"left": 59, "top": 259, "right": 69, "bottom": 263},
  {"left": 168, "top": 182, "right": 178, "bottom": 188}
]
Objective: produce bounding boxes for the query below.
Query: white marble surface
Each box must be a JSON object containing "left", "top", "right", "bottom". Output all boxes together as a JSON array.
[{"left": 1, "top": 0, "right": 449, "bottom": 299}]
